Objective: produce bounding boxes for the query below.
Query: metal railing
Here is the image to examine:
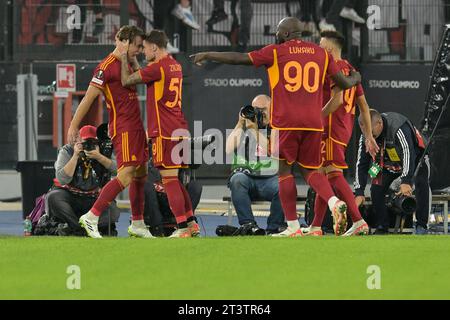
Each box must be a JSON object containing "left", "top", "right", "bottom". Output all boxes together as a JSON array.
[
  {"left": 7, "top": 0, "right": 450, "bottom": 62},
  {"left": 363, "top": 0, "right": 450, "bottom": 62}
]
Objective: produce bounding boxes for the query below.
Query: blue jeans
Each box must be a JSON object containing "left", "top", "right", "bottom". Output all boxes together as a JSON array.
[{"left": 228, "top": 173, "right": 285, "bottom": 230}]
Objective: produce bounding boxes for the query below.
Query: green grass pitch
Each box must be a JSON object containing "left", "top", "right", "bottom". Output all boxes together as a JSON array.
[{"left": 1, "top": 236, "right": 450, "bottom": 300}]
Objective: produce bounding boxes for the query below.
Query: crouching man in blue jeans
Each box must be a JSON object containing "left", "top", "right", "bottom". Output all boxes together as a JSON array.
[{"left": 226, "top": 95, "right": 286, "bottom": 234}]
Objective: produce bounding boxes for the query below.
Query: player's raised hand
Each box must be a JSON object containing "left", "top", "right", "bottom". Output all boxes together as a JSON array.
[
  {"left": 350, "top": 70, "right": 362, "bottom": 84},
  {"left": 365, "top": 136, "right": 379, "bottom": 159},
  {"left": 116, "top": 38, "right": 129, "bottom": 57},
  {"left": 189, "top": 52, "right": 208, "bottom": 66}
]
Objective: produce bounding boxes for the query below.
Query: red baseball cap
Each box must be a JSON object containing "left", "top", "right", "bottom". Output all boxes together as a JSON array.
[{"left": 79, "top": 125, "right": 97, "bottom": 140}]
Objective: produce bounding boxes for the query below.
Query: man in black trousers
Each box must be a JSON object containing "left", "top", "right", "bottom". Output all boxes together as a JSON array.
[{"left": 354, "top": 109, "right": 431, "bottom": 234}]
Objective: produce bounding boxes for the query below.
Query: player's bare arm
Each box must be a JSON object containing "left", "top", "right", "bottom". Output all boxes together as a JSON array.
[
  {"left": 68, "top": 85, "right": 102, "bottom": 144},
  {"left": 356, "top": 95, "right": 380, "bottom": 158},
  {"left": 225, "top": 116, "right": 246, "bottom": 154},
  {"left": 190, "top": 52, "right": 253, "bottom": 66},
  {"left": 119, "top": 53, "right": 143, "bottom": 87},
  {"left": 331, "top": 70, "right": 361, "bottom": 89},
  {"left": 322, "top": 87, "right": 343, "bottom": 117}
]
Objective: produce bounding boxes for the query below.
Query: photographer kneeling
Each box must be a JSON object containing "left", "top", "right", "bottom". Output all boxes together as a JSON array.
[
  {"left": 354, "top": 109, "right": 430, "bottom": 234},
  {"left": 226, "top": 95, "right": 286, "bottom": 235},
  {"left": 46, "top": 125, "right": 120, "bottom": 236}
]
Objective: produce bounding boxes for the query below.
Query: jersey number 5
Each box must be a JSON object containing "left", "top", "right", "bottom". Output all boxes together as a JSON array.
[
  {"left": 165, "top": 78, "right": 183, "bottom": 108},
  {"left": 283, "top": 61, "right": 320, "bottom": 93}
]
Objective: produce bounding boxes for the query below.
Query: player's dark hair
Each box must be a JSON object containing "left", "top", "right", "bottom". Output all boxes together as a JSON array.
[
  {"left": 320, "top": 30, "right": 345, "bottom": 49},
  {"left": 144, "top": 30, "right": 169, "bottom": 49},
  {"left": 116, "top": 25, "right": 144, "bottom": 43}
]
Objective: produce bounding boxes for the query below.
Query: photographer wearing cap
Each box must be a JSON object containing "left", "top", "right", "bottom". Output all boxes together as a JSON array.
[
  {"left": 226, "top": 94, "right": 286, "bottom": 235},
  {"left": 354, "top": 109, "right": 431, "bottom": 234},
  {"left": 45, "top": 125, "right": 120, "bottom": 236}
]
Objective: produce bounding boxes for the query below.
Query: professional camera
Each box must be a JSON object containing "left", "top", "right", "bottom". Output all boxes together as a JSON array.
[
  {"left": 239, "top": 105, "right": 265, "bottom": 129},
  {"left": 81, "top": 138, "right": 99, "bottom": 152},
  {"left": 386, "top": 191, "right": 417, "bottom": 215},
  {"left": 96, "top": 123, "right": 113, "bottom": 158}
]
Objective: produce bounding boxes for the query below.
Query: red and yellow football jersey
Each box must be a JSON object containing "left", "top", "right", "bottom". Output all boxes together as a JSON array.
[
  {"left": 139, "top": 54, "right": 188, "bottom": 139},
  {"left": 323, "top": 59, "right": 364, "bottom": 146},
  {"left": 90, "top": 54, "right": 144, "bottom": 139},
  {"left": 249, "top": 39, "right": 340, "bottom": 131}
]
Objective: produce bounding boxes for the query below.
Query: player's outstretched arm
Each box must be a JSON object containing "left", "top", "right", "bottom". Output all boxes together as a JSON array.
[
  {"left": 119, "top": 53, "right": 143, "bottom": 87},
  {"left": 322, "top": 87, "right": 343, "bottom": 118},
  {"left": 356, "top": 95, "right": 379, "bottom": 158},
  {"left": 331, "top": 70, "right": 361, "bottom": 89},
  {"left": 68, "top": 85, "right": 102, "bottom": 144},
  {"left": 190, "top": 52, "right": 253, "bottom": 66}
]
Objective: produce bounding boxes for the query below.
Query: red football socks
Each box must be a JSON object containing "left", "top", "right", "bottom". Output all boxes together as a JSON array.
[
  {"left": 129, "top": 175, "right": 146, "bottom": 221},
  {"left": 305, "top": 171, "right": 335, "bottom": 203},
  {"left": 278, "top": 175, "right": 298, "bottom": 221},
  {"left": 311, "top": 194, "right": 328, "bottom": 227},
  {"left": 180, "top": 183, "right": 194, "bottom": 219},
  {"left": 91, "top": 178, "right": 125, "bottom": 217},
  {"left": 327, "top": 171, "right": 362, "bottom": 222},
  {"left": 162, "top": 176, "right": 187, "bottom": 225}
]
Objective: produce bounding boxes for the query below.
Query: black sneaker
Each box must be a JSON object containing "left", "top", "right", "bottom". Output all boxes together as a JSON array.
[
  {"left": 206, "top": 9, "right": 228, "bottom": 27},
  {"left": 415, "top": 225, "right": 428, "bottom": 235}
]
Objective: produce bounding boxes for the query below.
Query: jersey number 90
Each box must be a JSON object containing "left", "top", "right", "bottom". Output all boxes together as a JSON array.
[{"left": 283, "top": 61, "right": 320, "bottom": 93}]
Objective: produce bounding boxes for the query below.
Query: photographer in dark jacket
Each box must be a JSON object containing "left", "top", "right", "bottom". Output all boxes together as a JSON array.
[
  {"left": 354, "top": 110, "right": 431, "bottom": 234},
  {"left": 45, "top": 125, "right": 120, "bottom": 236},
  {"left": 226, "top": 95, "right": 286, "bottom": 234}
]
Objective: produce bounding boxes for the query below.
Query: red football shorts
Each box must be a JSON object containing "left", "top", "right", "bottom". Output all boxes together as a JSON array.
[
  {"left": 321, "top": 136, "right": 348, "bottom": 169},
  {"left": 113, "top": 130, "right": 149, "bottom": 171},
  {"left": 271, "top": 130, "right": 323, "bottom": 169},
  {"left": 152, "top": 136, "right": 189, "bottom": 169}
]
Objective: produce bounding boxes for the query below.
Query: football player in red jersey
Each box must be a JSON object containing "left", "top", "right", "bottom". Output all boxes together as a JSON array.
[
  {"left": 191, "top": 17, "right": 376, "bottom": 237},
  {"left": 67, "top": 26, "right": 153, "bottom": 238},
  {"left": 117, "top": 30, "right": 200, "bottom": 238},
  {"left": 301, "top": 31, "right": 379, "bottom": 236}
]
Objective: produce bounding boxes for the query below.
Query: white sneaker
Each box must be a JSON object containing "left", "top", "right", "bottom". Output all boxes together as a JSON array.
[
  {"left": 339, "top": 7, "right": 365, "bottom": 24},
  {"left": 169, "top": 228, "right": 191, "bottom": 238},
  {"left": 172, "top": 4, "right": 200, "bottom": 30},
  {"left": 79, "top": 213, "right": 102, "bottom": 238},
  {"left": 167, "top": 42, "right": 180, "bottom": 54},
  {"left": 301, "top": 226, "right": 323, "bottom": 236},
  {"left": 128, "top": 222, "right": 155, "bottom": 238},
  {"left": 271, "top": 227, "right": 303, "bottom": 237},
  {"left": 342, "top": 219, "right": 369, "bottom": 236},
  {"left": 319, "top": 18, "right": 336, "bottom": 31}
]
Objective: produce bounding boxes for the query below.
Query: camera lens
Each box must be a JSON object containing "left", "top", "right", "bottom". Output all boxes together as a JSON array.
[
  {"left": 82, "top": 138, "right": 98, "bottom": 151},
  {"left": 240, "top": 105, "right": 256, "bottom": 120}
]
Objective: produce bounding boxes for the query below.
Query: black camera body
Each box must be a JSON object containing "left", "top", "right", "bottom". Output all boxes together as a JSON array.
[
  {"left": 96, "top": 123, "right": 113, "bottom": 158},
  {"left": 79, "top": 123, "right": 113, "bottom": 159},
  {"left": 81, "top": 138, "right": 98, "bottom": 152},
  {"left": 386, "top": 191, "right": 417, "bottom": 215},
  {"left": 240, "top": 105, "right": 265, "bottom": 129}
]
